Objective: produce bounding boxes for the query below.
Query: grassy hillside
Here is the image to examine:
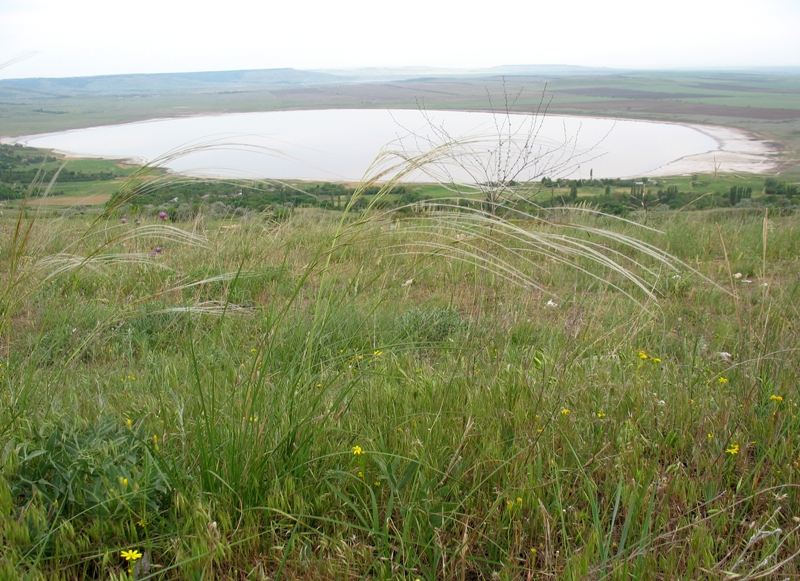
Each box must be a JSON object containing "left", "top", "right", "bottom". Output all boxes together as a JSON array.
[{"left": 1, "top": 177, "right": 799, "bottom": 578}]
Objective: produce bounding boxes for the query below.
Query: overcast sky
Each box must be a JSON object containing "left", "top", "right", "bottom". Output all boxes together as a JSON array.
[{"left": 2, "top": 0, "right": 799, "bottom": 80}]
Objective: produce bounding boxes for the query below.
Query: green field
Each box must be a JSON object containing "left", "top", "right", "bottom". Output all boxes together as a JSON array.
[{"left": 1, "top": 171, "right": 800, "bottom": 578}]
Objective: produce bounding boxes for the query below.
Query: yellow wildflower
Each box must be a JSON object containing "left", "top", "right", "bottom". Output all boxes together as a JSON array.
[
  {"left": 121, "top": 549, "right": 142, "bottom": 562},
  {"left": 561, "top": 408, "right": 570, "bottom": 416},
  {"left": 707, "top": 433, "right": 713, "bottom": 440},
  {"left": 516, "top": 497, "right": 522, "bottom": 503},
  {"left": 373, "top": 350, "right": 382, "bottom": 356},
  {"left": 597, "top": 411, "right": 606, "bottom": 418},
  {"left": 638, "top": 350, "right": 649, "bottom": 359},
  {"left": 357, "top": 471, "right": 363, "bottom": 478},
  {"left": 650, "top": 357, "right": 661, "bottom": 363},
  {"left": 726, "top": 444, "right": 740, "bottom": 455},
  {"left": 126, "top": 419, "right": 132, "bottom": 428},
  {"left": 352, "top": 445, "right": 364, "bottom": 455},
  {"left": 718, "top": 377, "right": 729, "bottom": 384},
  {"left": 770, "top": 395, "right": 783, "bottom": 402}
]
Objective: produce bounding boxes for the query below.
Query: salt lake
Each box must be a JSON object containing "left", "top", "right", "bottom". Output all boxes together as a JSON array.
[{"left": 14, "top": 109, "right": 770, "bottom": 182}]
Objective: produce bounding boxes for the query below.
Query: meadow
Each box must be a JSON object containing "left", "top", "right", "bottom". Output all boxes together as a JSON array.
[{"left": 1, "top": 163, "right": 799, "bottom": 580}]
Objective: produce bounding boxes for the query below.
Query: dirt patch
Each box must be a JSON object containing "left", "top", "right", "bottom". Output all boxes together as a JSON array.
[
  {"left": 553, "top": 88, "right": 714, "bottom": 99},
  {"left": 688, "top": 82, "right": 800, "bottom": 95},
  {"left": 552, "top": 100, "right": 800, "bottom": 120},
  {"left": 29, "top": 194, "right": 110, "bottom": 206},
  {"left": 270, "top": 87, "right": 328, "bottom": 97}
]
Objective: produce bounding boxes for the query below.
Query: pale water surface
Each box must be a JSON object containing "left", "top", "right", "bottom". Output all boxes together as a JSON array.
[{"left": 19, "top": 109, "right": 720, "bottom": 181}]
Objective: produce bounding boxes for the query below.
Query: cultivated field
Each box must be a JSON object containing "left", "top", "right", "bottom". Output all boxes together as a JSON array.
[{"left": 1, "top": 186, "right": 799, "bottom": 579}]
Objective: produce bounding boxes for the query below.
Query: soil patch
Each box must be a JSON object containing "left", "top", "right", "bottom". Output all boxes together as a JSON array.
[
  {"left": 552, "top": 100, "right": 800, "bottom": 120},
  {"left": 554, "top": 88, "right": 714, "bottom": 99},
  {"left": 29, "top": 194, "right": 110, "bottom": 206},
  {"left": 688, "top": 82, "right": 800, "bottom": 95}
]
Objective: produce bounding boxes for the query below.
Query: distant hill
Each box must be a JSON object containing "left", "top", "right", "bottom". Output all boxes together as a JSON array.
[
  {"left": 0, "top": 65, "right": 627, "bottom": 99},
  {"left": 308, "top": 64, "right": 624, "bottom": 82},
  {"left": 0, "top": 68, "right": 343, "bottom": 99},
  {"left": 4, "top": 65, "right": 800, "bottom": 101}
]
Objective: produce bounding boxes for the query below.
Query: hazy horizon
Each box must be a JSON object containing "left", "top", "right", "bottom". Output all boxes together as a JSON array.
[
  {"left": 5, "top": 63, "right": 800, "bottom": 83},
  {"left": 2, "top": 0, "right": 799, "bottom": 81}
]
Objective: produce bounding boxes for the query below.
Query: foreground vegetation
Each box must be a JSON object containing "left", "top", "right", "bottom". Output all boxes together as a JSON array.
[{"left": 1, "top": 173, "right": 799, "bottom": 579}]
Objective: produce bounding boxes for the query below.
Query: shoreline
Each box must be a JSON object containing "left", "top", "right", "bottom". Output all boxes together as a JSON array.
[
  {"left": 2, "top": 109, "right": 785, "bottom": 180},
  {"left": 640, "top": 122, "right": 783, "bottom": 177}
]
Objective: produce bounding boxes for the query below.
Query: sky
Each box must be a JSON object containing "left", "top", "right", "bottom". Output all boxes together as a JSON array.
[{"left": 1, "top": 0, "right": 800, "bottom": 80}]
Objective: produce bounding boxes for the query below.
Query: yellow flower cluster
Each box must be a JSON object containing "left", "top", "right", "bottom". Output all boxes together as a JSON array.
[
  {"left": 638, "top": 350, "right": 661, "bottom": 363},
  {"left": 352, "top": 445, "right": 364, "bottom": 455}
]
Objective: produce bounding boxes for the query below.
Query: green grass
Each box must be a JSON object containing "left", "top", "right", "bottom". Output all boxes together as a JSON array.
[
  {"left": 1, "top": 173, "right": 799, "bottom": 579},
  {"left": 49, "top": 181, "right": 123, "bottom": 197}
]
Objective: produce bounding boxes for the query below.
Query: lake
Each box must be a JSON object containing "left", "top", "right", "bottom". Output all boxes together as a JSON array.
[{"left": 17, "top": 109, "right": 722, "bottom": 182}]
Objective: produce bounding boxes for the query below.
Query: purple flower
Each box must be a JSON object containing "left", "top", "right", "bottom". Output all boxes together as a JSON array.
[
  {"left": 158, "top": 211, "right": 167, "bottom": 220},
  {"left": 121, "top": 217, "right": 127, "bottom": 224},
  {"left": 155, "top": 247, "right": 163, "bottom": 254}
]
